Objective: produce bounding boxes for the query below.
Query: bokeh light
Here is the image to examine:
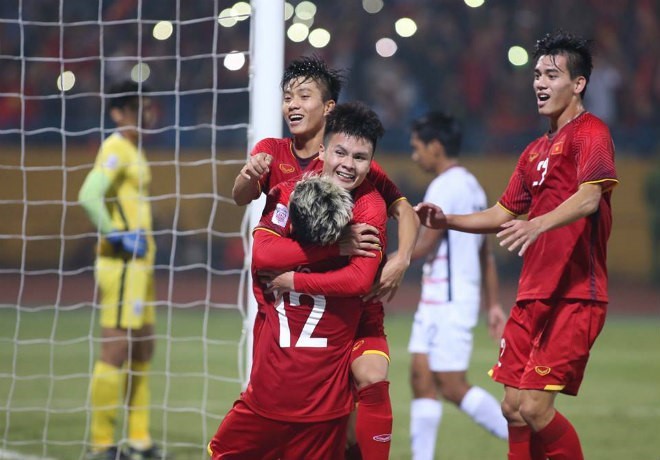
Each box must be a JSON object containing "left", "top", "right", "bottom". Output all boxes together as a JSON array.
[
  {"left": 395, "top": 18, "right": 417, "bottom": 38},
  {"left": 287, "top": 23, "right": 309, "bottom": 42},
  {"left": 56, "top": 70, "right": 75, "bottom": 91},
  {"left": 363, "top": 0, "right": 384, "bottom": 14},
  {"left": 152, "top": 21, "right": 173, "bottom": 40},
  {"left": 284, "top": 2, "right": 295, "bottom": 21},
  {"left": 308, "top": 28, "right": 331, "bottom": 48},
  {"left": 224, "top": 51, "right": 246, "bottom": 71},
  {"left": 464, "top": 0, "right": 485, "bottom": 7},
  {"left": 218, "top": 8, "right": 237, "bottom": 27},
  {"left": 232, "top": 2, "right": 251, "bottom": 21},
  {"left": 508, "top": 45, "right": 529, "bottom": 66},
  {"left": 295, "top": 1, "right": 317, "bottom": 20},
  {"left": 131, "top": 63, "right": 151, "bottom": 83},
  {"left": 375, "top": 38, "right": 398, "bottom": 57},
  {"left": 293, "top": 15, "right": 314, "bottom": 28}
]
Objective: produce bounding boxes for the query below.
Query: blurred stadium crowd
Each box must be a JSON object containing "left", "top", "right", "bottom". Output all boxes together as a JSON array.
[{"left": 0, "top": 0, "right": 658, "bottom": 155}]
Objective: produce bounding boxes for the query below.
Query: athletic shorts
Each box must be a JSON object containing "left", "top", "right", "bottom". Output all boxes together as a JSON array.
[
  {"left": 351, "top": 301, "right": 389, "bottom": 364},
  {"left": 208, "top": 399, "right": 349, "bottom": 460},
  {"left": 407, "top": 301, "right": 479, "bottom": 372},
  {"left": 95, "top": 256, "right": 155, "bottom": 330},
  {"left": 489, "top": 299, "right": 607, "bottom": 396}
]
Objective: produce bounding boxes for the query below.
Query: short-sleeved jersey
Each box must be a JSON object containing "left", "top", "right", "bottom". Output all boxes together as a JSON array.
[
  {"left": 244, "top": 178, "right": 387, "bottom": 422},
  {"left": 498, "top": 112, "right": 618, "bottom": 302},
  {"left": 94, "top": 133, "right": 155, "bottom": 259},
  {"left": 421, "top": 166, "right": 487, "bottom": 305},
  {"left": 251, "top": 137, "right": 404, "bottom": 211}
]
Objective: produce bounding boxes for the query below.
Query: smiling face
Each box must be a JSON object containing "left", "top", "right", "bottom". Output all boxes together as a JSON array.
[
  {"left": 534, "top": 53, "right": 586, "bottom": 122},
  {"left": 282, "top": 77, "right": 334, "bottom": 139},
  {"left": 320, "top": 132, "right": 374, "bottom": 191}
]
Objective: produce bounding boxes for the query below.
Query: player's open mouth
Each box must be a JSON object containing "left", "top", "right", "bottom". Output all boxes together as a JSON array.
[
  {"left": 537, "top": 93, "right": 550, "bottom": 102},
  {"left": 288, "top": 114, "right": 303, "bottom": 124},
  {"left": 336, "top": 171, "right": 355, "bottom": 180}
]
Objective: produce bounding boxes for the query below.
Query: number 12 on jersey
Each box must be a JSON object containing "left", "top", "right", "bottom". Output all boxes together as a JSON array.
[{"left": 276, "top": 292, "right": 328, "bottom": 348}]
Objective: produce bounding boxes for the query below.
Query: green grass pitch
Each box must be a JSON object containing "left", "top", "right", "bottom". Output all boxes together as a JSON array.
[{"left": 1, "top": 308, "right": 658, "bottom": 459}]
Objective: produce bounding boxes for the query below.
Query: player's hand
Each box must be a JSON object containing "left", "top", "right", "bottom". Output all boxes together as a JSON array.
[
  {"left": 496, "top": 218, "right": 542, "bottom": 256},
  {"left": 261, "top": 271, "right": 295, "bottom": 294},
  {"left": 105, "top": 229, "right": 147, "bottom": 257},
  {"left": 338, "top": 223, "right": 379, "bottom": 257},
  {"left": 240, "top": 153, "right": 272, "bottom": 181},
  {"left": 363, "top": 253, "right": 409, "bottom": 303},
  {"left": 414, "top": 202, "right": 447, "bottom": 229},
  {"left": 487, "top": 304, "right": 507, "bottom": 342}
]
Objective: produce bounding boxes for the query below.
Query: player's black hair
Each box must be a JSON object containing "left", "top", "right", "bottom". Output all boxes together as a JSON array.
[
  {"left": 323, "top": 101, "right": 385, "bottom": 153},
  {"left": 281, "top": 55, "right": 345, "bottom": 102},
  {"left": 534, "top": 30, "right": 593, "bottom": 98},
  {"left": 107, "top": 80, "right": 150, "bottom": 113},
  {"left": 289, "top": 174, "right": 353, "bottom": 246},
  {"left": 411, "top": 111, "right": 462, "bottom": 158}
]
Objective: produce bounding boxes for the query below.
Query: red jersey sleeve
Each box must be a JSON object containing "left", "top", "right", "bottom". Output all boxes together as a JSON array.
[
  {"left": 498, "top": 153, "right": 532, "bottom": 216},
  {"left": 574, "top": 119, "right": 618, "bottom": 191},
  {"left": 252, "top": 182, "right": 340, "bottom": 271},
  {"left": 367, "top": 160, "right": 406, "bottom": 213},
  {"left": 293, "top": 182, "right": 388, "bottom": 297}
]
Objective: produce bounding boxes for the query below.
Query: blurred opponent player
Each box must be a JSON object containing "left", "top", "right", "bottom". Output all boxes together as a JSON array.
[
  {"left": 209, "top": 102, "right": 387, "bottom": 459},
  {"left": 78, "top": 80, "right": 167, "bottom": 460},
  {"left": 232, "top": 56, "right": 420, "bottom": 458},
  {"left": 406, "top": 112, "right": 508, "bottom": 460},
  {"left": 416, "top": 31, "right": 618, "bottom": 459}
]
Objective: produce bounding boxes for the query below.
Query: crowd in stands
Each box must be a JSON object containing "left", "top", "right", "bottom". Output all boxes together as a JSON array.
[{"left": 0, "top": 0, "right": 657, "bottom": 155}]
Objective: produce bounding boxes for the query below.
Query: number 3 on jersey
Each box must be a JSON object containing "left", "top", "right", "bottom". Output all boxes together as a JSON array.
[
  {"left": 532, "top": 157, "right": 549, "bottom": 187},
  {"left": 276, "top": 291, "right": 328, "bottom": 348}
]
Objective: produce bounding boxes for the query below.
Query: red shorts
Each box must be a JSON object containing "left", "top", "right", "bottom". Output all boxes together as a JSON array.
[
  {"left": 209, "top": 399, "right": 349, "bottom": 460},
  {"left": 490, "top": 299, "right": 606, "bottom": 396},
  {"left": 351, "top": 301, "right": 389, "bottom": 364}
]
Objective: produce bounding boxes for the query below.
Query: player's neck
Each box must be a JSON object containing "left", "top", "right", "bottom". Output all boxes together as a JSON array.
[
  {"left": 292, "top": 132, "right": 322, "bottom": 159},
  {"left": 437, "top": 158, "right": 458, "bottom": 175},
  {"left": 116, "top": 129, "right": 139, "bottom": 146},
  {"left": 549, "top": 101, "right": 585, "bottom": 135}
]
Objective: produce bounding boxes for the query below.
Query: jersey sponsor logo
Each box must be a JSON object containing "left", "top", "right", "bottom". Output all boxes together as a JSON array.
[
  {"left": 272, "top": 203, "right": 288, "bottom": 228},
  {"left": 279, "top": 163, "right": 296, "bottom": 174},
  {"left": 104, "top": 153, "right": 119, "bottom": 170},
  {"left": 373, "top": 434, "right": 392, "bottom": 443},
  {"left": 528, "top": 151, "right": 539, "bottom": 162},
  {"left": 352, "top": 339, "right": 365, "bottom": 351},
  {"left": 550, "top": 141, "right": 564, "bottom": 155},
  {"left": 534, "top": 366, "right": 551, "bottom": 376}
]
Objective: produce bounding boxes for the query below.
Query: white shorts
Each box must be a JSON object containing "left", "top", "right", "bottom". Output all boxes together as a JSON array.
[{"left": 407, "top": 301, "right": 480, "bottom": 372}]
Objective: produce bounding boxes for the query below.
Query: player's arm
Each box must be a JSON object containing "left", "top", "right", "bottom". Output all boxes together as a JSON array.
[
  {"left": 78, "top": 168, "right": 114, "bottom": 234},
  {"left": 497, "top": 182, "right": 604, "bottom": 256},
  {"left": 446, "top": 204, "right": 515, "bottom": 234},
  {"left": 265, "top": 250, "right": 383, "bottom": 298},
  {"left": 479, "top": 237, "right": 506, "bottom": 341},
  {"left": 232, "top": 152, "right": 272, "bottom": 206},
  {"left": 78, "top": 166, "right": 147, "bottom": 257},
  {"left": 252, "top": 228, "right": 340, "bottom": 271}
]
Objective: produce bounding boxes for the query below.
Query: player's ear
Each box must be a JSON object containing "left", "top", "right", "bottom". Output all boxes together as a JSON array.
[
  {"left": 319, "top": 143, "right": 326, "bottom": 160},
  {"left": 323, "top": 100, "right": 335, "bottom": 116},
  {"left": 574, "top": 75, "right": 587, "bottom": 96}
]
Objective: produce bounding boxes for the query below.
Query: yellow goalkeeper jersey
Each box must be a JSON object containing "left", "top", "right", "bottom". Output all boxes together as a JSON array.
[{"left": 93, "top": 132, "right": 155, "bottom": 258}]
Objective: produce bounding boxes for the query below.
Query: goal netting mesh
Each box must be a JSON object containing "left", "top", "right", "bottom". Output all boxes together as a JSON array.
[{"left": 0, "top": 1, "right": 281, "bottom": 458}]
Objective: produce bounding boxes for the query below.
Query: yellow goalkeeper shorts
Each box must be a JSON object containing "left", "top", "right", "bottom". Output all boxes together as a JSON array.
[{"left": 95, "top": 256, "right": 155, "bottom": 330}]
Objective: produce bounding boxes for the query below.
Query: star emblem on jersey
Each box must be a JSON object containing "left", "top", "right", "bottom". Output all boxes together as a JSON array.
[
  {"left": 279, "top": 163, "right": 295, "bottom": 174},
  {"left": 534, "top": 366, "right": 551, "bottom": 376},
  {"left": 550, "top": 141, "right": 564, "bottom": 155}
]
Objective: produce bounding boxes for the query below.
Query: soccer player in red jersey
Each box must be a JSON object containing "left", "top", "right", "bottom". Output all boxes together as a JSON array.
[
  {"left": 209, "top": 102, "right": 388, "bottom": 459},
  {"left": 415, "top": 31, "right": 618, "bottom": 459},
  {"left": 232, "top": 57, "right": 419, "bottom": 458}
]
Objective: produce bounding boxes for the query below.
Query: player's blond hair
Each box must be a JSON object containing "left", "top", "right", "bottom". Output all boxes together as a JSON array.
[{"left": 289, "top": 174, "right": 353, "bottom": 246}]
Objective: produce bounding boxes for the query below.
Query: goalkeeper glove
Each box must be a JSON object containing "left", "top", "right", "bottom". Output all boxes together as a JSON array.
[{"left": 105, "top": 230, "right": 147, "bottom": 258}]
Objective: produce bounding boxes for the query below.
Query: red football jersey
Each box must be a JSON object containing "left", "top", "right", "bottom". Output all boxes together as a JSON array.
[
  {"left": 498, "top": 112, "right": 618, "bottom": 302},
  {"left": 251, "top": 137, "right": 404, "bottom": 209},
  {"left": 245, "top": 178, "right": 387, "bottom": 422}
]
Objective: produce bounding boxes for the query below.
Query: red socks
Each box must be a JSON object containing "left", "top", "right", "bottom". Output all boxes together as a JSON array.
[
  {"left": 507, "top": 411, "right": 583, "bottom": 460},
  {"left": 507, "top": 425, "right": 546, "bottom": 460},
  {"left": 355, "top": 381, "right": 392, "bottom": 460},
  {"left": 536, "top": 411, "right": 583, "bottom": 460}
]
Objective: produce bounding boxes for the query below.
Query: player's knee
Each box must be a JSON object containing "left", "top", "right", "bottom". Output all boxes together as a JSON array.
[
  {"left": 500, "top": 397, "right": 521, "bottom": 423},
  {"left": 354, "top": 370, "right": 387, "bottom": 389}
]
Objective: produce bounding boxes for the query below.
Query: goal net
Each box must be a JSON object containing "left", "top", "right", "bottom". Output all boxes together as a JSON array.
[{"left": 0, "top": 0, "right": 282, "bottom": 458}]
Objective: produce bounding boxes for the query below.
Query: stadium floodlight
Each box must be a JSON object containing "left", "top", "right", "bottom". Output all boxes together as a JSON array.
[
  {"left": 376, "top": 37, "right": 398, "bottom": 57},
  {"left": 363, "top": 0, "right": 384, "bottom": 14},
  {"left": 152, "top": 21, "right": 174, "bottom": 40},
  {"left": 308, "top": 28, "right": 331, "bottom": 48}
]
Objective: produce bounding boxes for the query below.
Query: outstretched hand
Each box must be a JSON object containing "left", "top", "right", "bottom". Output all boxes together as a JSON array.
[
  {"left": 496, "top": 218, "right": 542, "bottom": 256},
  {"left": 414, "top": 202, "right": 447, "bottom": 229},
  {"left": 487, "top": 304, "right": 507, "bottom": 342},
  {"left": 338, "top": 223, "right": 380, "bottom": 258},
  {"left": 240, "top": 152, "right": 272, "bottom": 181}
]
